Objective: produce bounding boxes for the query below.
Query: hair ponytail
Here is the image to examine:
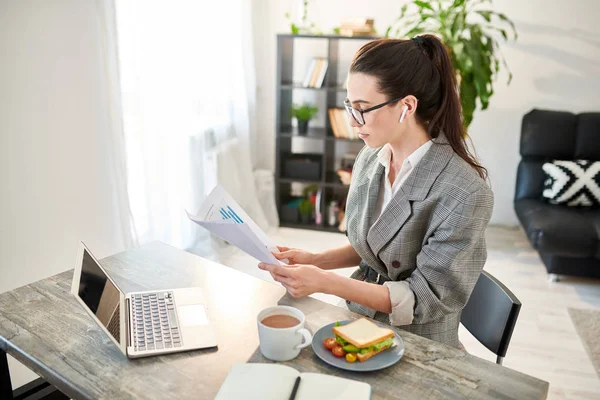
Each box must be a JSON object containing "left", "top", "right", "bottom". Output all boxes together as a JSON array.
[{"left": 350, "top": 35, "right": 488, "bottom": 181}]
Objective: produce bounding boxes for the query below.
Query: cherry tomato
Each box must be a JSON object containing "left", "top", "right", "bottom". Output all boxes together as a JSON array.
[
  {"left": 345, "top": 353, "right": 357, "bottom": 363},
  {"left": 323, "top": 338, "right": 337, "bottom": 350},
  {"left": 332, "top": 345, "right": 346, "bottom": 358}
]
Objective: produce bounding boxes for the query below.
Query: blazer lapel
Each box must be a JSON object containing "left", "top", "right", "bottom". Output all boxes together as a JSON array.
[
  {"left": 367, "top": 134, "right": 454, "bottom": 257},
  {"left": 354, "top": 162, "right": 387, "bottom": 273}
]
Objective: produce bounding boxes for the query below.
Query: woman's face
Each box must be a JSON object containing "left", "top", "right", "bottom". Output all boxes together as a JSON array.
[{"left": 346, "top": 72, "right": 406, "bottom": 148}]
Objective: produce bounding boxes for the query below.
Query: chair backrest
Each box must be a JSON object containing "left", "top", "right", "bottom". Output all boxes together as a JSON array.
[
  {"left": 515, "top": 108, "right": 600, "bottom": 202},
  {"left": 461, "top": 271, "right": 521, "bottom": 364}
]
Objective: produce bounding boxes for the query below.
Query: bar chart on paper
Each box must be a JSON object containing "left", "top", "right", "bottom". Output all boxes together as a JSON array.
[
  {"left": 219, "top": 206, "right": 244, "bottom": 224},
  {"left": 186, "top": 184, "right": 288, "bottom": 265}
]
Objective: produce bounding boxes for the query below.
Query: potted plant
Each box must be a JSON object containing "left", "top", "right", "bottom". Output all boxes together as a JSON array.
[
  {"left": 385, "top": 0, "right": 517, "bottom": 129},
  {"left": 290, "top": 103, "right": 319, "bottom": 135},
  {"left": 298, "top": 199, "right": 314, "bottom": 224},
  {"left": 284, "top": 0, "right": 321, "bottom": 35}
]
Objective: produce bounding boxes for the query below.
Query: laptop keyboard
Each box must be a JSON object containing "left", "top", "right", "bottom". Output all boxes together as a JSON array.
[
  {"left": 107, "top": 303, "right": 121, "bottom": 340},
  {"left": 131, "top": 291, "right": 182, "bottom": 352}
]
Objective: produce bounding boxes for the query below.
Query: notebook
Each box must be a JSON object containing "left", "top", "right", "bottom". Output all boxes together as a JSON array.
[{"left": 215, "top": 363, "right": 372, "bottom": 400}]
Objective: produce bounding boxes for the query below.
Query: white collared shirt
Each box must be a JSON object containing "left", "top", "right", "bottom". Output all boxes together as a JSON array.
[
  {"left": 374, "top": 140, "right": 434, "bottom": 220},
  {"left": 372, "top": 139, "right": 433, "bottom": 326}
]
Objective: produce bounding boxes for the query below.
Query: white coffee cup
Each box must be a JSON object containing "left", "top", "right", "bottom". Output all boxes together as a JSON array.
[{"left": 257, "top": 306, "right": 312, "bottom": 361}]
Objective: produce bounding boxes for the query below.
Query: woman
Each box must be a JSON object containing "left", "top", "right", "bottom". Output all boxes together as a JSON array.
[{"left": 259, "top": 35, "right": 494, "bottom": 348}]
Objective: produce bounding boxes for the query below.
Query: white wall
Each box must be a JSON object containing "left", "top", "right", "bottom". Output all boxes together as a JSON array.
[
  {"left": 252, "top": 0, "right": 600, "bottom": 226},
  {"left": 0, "top": 0, "right": 127, "bottom": 388}
]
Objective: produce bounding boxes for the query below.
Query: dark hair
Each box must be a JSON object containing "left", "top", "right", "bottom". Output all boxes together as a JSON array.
[{"left": 349, "top": 35, "right": 488, "bottom": 180}]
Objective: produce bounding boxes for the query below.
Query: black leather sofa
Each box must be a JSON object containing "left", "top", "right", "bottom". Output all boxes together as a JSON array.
[{"left": 515, "top": 109, "right": 600, "bottom": 279}]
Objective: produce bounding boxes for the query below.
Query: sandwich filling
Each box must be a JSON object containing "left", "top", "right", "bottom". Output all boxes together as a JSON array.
[{"left": 335, "top": 334, "right": 394, "bottom": 354}]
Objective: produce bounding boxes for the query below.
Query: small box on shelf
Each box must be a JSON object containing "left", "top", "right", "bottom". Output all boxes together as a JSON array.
[
  {"left": 282, "top": 153, "right": 322, "bottom": 181},
  {"left": 280, "top": 198, "right": 302, "bottom": 224}
]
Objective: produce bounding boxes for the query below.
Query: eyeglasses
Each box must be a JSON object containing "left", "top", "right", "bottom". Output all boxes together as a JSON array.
[{"left": 343, "top": 97, "right": 402, "bottom": 126}]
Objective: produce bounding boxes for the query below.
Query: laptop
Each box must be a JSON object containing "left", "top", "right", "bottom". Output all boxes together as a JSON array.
[{"left": 71, "top": 242, "right": 218, "bottom": 358}]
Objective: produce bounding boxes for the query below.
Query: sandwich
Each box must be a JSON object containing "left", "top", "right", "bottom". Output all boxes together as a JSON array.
[{"left": 330, "top": 318, "right": 395, "bottom": 362}]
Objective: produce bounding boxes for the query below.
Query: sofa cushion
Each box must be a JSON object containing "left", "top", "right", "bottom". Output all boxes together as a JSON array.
[
  {"left": 575, "top": 113, "right": 600, "bottom": 160},
  {"left": 542, "top": 160, "right": 600, "bottom": 207},
  {"left": 520, "top": 110, "right": 577, "bottom": 159},
  {"left": 515, "top": 199, "right": 600, "bottom": 258}
]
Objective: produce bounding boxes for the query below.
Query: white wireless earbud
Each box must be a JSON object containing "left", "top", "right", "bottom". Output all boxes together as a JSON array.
[{"left": 399, "top": 105, "right": 409, "bottom": 123}]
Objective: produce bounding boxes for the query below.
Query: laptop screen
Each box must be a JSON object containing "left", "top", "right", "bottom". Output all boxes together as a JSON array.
[{"left": 77, "top": 248, "right": 122, "bottom": 344}]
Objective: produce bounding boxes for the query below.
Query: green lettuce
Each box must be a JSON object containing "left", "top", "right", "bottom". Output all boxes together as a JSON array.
[
  {"left": 335, "top": 335, "right": 348, "bottom": 346},
  {"left": 342, "top": 344, "right": 360, "bottom": 353},
  {"left": 371, "top": 337, "right": 394, "bottom": 351}
]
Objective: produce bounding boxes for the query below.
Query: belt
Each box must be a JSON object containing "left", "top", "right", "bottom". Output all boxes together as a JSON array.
[{"left": 364, "top": 265, "right": 390, "bottom": 285}]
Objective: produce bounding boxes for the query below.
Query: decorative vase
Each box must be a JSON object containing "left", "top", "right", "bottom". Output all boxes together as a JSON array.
[
  {"left": 300, "top": 213, "right": 311, "bottom": 224},
  {"left": 297, "top": 120, "right": 309, "bottom": 135}
]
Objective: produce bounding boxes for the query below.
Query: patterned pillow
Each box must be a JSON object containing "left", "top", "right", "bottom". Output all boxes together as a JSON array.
[{"left": 542, "top": 160, "right": 600, "bottom": 207}]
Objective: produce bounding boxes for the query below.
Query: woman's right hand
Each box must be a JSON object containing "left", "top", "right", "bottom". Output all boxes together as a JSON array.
[{"left": 273, "top": 245, "right": 319, "bottom": 266}]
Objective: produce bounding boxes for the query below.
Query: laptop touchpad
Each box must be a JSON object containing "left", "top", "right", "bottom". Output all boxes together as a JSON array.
[{"left": 178, "top": 304, "right": 210, "bottom": 326}]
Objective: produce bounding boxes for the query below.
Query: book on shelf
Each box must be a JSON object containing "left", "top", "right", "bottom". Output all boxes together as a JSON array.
[
  {"left": 314, "top": 59, "right": 328, "bottom": 88},
  {"left": 302, "top": 57, "right": 328, "bottom": 88},
  {"left": 339, "top": 17, "right": 376, "bottom": 37},
  {"left": 328, "top": 109, "right": 342, "bottom": 139},
  {"left": 342, "top": 18, "right": 375, "bottom": 27},
  {"left": 301, "top": 59, "right": 317, "bottom": 87},
  {"left": 328, "top": 108, "right": 359, "bottom": 139},
  {"left": 340, "top": 108, "right": 358, "bottom": 140},
  {"left": 308, "top": 59, "right": 321, "bottom": 87}
]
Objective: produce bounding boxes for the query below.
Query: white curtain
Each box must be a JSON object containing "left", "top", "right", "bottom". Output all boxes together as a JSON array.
[{"left": 108, "top": 0, "right": 269, "bottom": 250}]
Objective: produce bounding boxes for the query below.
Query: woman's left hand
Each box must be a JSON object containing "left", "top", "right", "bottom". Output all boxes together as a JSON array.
[{"left": 258, "top": 262, "right": 330, "bottom": 298}]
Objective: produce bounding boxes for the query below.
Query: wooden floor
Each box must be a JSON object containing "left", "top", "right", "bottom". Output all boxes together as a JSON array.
[{"left": 214, "top": 225, "right": 600, "bottom": 400}]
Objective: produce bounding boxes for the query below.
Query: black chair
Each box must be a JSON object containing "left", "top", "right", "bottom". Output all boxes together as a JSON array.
[
  {"left": 461, "top": 271, "right": 521, "bottom": 365},
  {"left": 515, "top": 108, "right": 600, "bottom": 281}
]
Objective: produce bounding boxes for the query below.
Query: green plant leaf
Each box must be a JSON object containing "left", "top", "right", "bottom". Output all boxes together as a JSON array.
[
  {"left": 478, "top": 10, "right": 518, "bottom": 40},
  {"left": 465, "top": 27, "right": 493, "bottom": 110},
  {"left": 460, "top": 73, "right": 477, "bottom": 129},
  {"left": 495, "top": 12, "right": 517, "bottom": 33},
  {"left": 483, "top": 25, "right": 509, "bottom": 41},
  {"left": 381, "top": 0, "right": 517, "bottom": 126},
  {"left": 291, "top": 23, "right": 299, "bottom": 35},
  {"left": 470, "top": 0, "right": 492, "bottom": 7},
  {"left": 401, "top": 3, "right": 409, "bottom": 16},
  {"left": 476, "top": 10, "right": 492, "bottom": 22},
  {"left": 414, "top": 0, "right": 434, "bottom": 11},
  {"left": 403, "top": 24, "right": 427, "bottom": 39},
  {"left": 290, "top": 103, "right": 319, "bottom": 121}
]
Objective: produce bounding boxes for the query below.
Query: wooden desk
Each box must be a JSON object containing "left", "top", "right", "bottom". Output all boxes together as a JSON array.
[{"left": 0, "top": 242, "right": 549, "bottom": 399}]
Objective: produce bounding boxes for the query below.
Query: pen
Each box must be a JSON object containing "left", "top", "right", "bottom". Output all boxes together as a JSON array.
[{"left": 289, "top": 376, "right": 301, "bottom": 400}]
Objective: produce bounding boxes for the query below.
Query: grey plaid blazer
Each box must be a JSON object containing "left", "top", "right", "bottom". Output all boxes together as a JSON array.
[{"left": 344, "top": 134, "right": 494, "bottom": 348}]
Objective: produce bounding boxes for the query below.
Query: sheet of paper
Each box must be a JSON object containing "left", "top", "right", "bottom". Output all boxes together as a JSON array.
[
  {"left": 187, "top": 215, "right": 280, "bottom": 265},
  {"left": 196, "top": 185, "right": 279, "bottom": 253},
  {"left": 187, "top": 185, "right": 285, "bottom": 265}
]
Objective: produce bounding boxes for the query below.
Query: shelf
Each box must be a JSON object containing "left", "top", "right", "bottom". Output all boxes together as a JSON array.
[
  {"left": 277, "top": 33, "right": 379, "bottom": 41},
  {"left": 278, "top": 173, "right": 349, "bottom": 189},
  {"left": 280, "top": 222, "right": 343, "bottom": 233},
  {"left": 276, "top": 32, "right": 364, "bottom": 233},
  {"left": 278, "top": 126, "right": 363, "bottom": 143},
  {"left": 279, "top": 177, "right": 322, "bottom": 186},
  {"left": 281, "top": 82, "right": 346, "bottom": 92}
]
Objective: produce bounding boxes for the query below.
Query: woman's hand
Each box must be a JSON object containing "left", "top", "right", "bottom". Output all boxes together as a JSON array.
[
  {"left": 258, "top": 262, "right": 331, "bottom": 298},
  {"left": 272, "top": 245, "right": 319, "bottom": 266}
]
